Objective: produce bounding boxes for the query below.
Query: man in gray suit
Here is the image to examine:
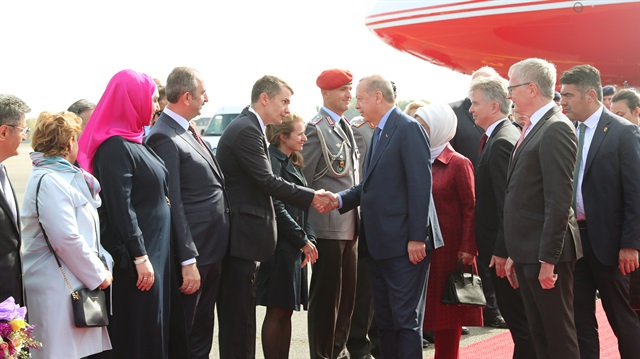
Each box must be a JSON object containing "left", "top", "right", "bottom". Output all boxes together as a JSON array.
[
  {"left": 146, "top": 67, "right": 230, "bottom": 358},
  {"left": 469, "top": 77, "right": 534, "bottom": 358},
  {"left": 559, "top": 64, "right": 640, "bottom": 359},
  {"left": 0, "top": 94, "right": 30, "bottom": 305},
  {"left": 503, "top": 58, "right": 582, "bottom": 359},
  {"left": 301, "top": 69, "right": 359, "bottom": 359}
]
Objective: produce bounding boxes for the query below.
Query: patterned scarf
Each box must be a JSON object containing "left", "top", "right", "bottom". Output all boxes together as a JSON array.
[{"left": 30, "top": 152, "right": 101, "bottom": 200}]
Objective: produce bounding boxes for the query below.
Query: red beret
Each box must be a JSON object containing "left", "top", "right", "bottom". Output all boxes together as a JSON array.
[{"left": 316, "top": 69, "right": 353, "bottom": 90}]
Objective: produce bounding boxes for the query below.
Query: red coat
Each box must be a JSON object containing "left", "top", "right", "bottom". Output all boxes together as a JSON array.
[{"left": 424, "top": 144, "right": 483, "bottom": 330}]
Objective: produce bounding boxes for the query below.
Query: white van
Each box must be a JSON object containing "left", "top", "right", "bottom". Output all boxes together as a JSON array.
[{"left": 201, "top": 106, "right": 244, "bottom": 155}]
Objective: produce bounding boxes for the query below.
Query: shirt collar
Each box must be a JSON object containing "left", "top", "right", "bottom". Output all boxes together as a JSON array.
[
  {"left": 248, "top": 107, "right": 267, "bottom": 134},
  {"left": 163, "top": 107, "right": 190, "bottom": 130},
  {"left": 529, "top": 102, "right": 556, "bottom": 128},
  {"left": 485, "top": 118, "right": 508, "bottom": 138},
  {"left": 321, "top": 106, "right": 342, "bottom": 124},
  {"left": 581, "top": 105, "right": 604, "bottom": 129},
  {"left": 377, "top": 106, "right": 396, "bottom": 131}
]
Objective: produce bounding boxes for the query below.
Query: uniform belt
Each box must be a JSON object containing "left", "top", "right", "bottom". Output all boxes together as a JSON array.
[{"left": 577, "top": 220, "right": 588, "bottom": 230}]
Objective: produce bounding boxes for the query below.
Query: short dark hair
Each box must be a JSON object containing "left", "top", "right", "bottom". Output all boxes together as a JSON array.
[
  {"left": 560, "top": 64, "right": 603, "bottom": 102},
  {"left": 612, "top": 89, "right": 640, "bottom": 112},
  {"left": 251, "top": 75, "right": 293, "bottom": 104},
  {"left": 67, "top": 99, "right": 96, "bottom": 115}
]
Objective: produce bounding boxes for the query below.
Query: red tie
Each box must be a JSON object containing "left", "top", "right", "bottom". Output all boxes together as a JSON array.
[
  {"left": 478, "top": 133, "right": 488, "bottom": 155},
  {"left": 188, "top": 124, "right": 208, "bottom": 150},
  {"left": 514, "top": 118, "right": 532, "bottom": 151}
]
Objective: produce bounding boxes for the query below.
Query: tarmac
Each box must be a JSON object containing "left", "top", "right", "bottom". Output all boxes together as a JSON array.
[{"left": 5, "top": 143, "right": 508, "bottom": 358}]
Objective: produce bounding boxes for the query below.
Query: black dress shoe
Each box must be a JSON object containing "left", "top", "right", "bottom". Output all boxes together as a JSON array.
[
  {"left": 422, "top": 338, "right": 429, "bottom": 348},
  {"left": 484, "top": 315, "right": 509, "bottom": 328},
  {"left": 461, "top": 326, "right": 470, "bottom": 335}
]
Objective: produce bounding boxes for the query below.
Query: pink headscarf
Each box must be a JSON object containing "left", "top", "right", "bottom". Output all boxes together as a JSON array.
[{"left": 77, "top": 69, "right": 156, "bottom": 173}]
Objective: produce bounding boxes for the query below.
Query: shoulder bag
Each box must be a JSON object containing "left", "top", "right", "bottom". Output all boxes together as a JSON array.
[{"left": 35, "top": 174, "right": 109, "bottom": 327}]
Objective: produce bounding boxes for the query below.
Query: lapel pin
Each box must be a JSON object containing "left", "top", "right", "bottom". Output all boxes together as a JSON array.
[{"left": 603, "top": 127, "right": 608, "bottom": 132}]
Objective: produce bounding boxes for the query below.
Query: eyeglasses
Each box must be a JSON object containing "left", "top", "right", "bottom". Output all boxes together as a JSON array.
[
  {"left": 5, "top": 125, "right": 30, "bottom": 135},
  {"left": 507, "top": 83, "right": 531, "bottom": 95}
]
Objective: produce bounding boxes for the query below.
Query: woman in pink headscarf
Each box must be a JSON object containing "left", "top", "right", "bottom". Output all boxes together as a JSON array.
[
  {"left": 415, "top": 103, "right": 483, "bottom": 359},
  {"left": 78, "top": 70, "right": 174, "bottom": 359}
]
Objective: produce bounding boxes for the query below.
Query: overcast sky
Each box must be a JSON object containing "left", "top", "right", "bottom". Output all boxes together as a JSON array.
[{"left": 0, "top": 0, "right": 472, "bottom": 120}]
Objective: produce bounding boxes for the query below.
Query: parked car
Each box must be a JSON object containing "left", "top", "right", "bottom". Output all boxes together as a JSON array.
[{"left": 201, "top": 106, "right": 244, "bottom": 155}]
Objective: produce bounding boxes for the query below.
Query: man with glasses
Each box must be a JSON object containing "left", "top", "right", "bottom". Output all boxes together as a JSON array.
[
  {"left": 502, "top": 58, "right": 582, "bottom": 359},
  {"left": 0, "top": 94, "right": 31, "bottom": 305}
]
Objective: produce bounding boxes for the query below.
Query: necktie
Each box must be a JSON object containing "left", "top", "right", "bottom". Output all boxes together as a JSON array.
[
  {"left": 572, "top": 123, "right": 587, "bottom": 210},
  {"left": 514, "top": 118, "right": 532, "bottom": 151},
  {"left": 0, "top": 165, "right": 18, "bottom": 224},
  {"left": 188, "top": 124, "right": 208, "bottom": 151},
  {"left": 478, "top": 133, "right": 488, "bottom": 155},
  {"left": 371, "top": 127, "right": 382, "bottom": 155}
]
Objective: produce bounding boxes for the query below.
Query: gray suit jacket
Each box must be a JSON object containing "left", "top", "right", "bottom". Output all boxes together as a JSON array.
[
  {"left": 301, "top": 109, "right": 358, "bottom": 240},
  {"left": 580, "top": 109, "right": 640, "bottom": 265},
  {"left": 504, "top": 105, "right": 582, "bottom": 264},
  {"left": 146, "top": 113, "right": 230, "bottom": 265},
  {"left": 0, "top": 167, "right": 22, "bottom": 304}
]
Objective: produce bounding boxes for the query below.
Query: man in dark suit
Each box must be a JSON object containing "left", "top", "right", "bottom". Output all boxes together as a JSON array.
[
  {"left": 559, "top": 64, "right": 640, "bottom": 359},
  {"left": 301, "top": 69, "right": 359, "bottom": 359},
  {"left": 215, "top": 75, "right": 333, "bottom": 359},
  {"left": 0, "top": 94, "right": 30, "bottom": 305},
  {"left": 468, "top": 77, "right": 535, "bottom": 358},
  {"left": 450, "top": 66, "right": 508, "bottom": 329},
  {"left": 335, "top": 74, "right": 442, "bottom": 359},
  {"left": 503, "top": 58, "right": 582, "bottom": 359},
  {"left": 145, "top": 67, "right": 229, "bottom": 359}
]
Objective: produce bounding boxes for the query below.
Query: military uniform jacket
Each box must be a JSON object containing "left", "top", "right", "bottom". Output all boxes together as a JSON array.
[{"left": 301, "top": 108, "right": 358, "bottom": 240}]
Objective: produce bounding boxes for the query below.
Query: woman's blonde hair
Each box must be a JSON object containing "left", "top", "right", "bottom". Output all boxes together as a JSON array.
[
  {"left": 31, "top": 111, "right": 82, "bottom": 158},
  {"left": 265, "top": 112, "right": 305, "bottom": 168}
]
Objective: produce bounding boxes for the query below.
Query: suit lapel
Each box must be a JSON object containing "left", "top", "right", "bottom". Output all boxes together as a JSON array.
[
  {"left": 364, "top": 110, "right": 398, "bottom": 180},
  {"left": 584, "top": 111, "right": 611, "bottom": 176},
  {"left": 507, "top": 106, "right": 559, "bottom": 183},
  {"left": 0, "top": 179, "right": 20, "bottom": 234},
  {"left": 162, "top": 115, "right": 224, "bottom": 181},
  {"left": 479, "top": 119, "right": 508, "bottom": 165}
]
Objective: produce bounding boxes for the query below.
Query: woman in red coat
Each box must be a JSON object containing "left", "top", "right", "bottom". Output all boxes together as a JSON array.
[{"left": 415, "top": 103, "right": 483, "bottom": 359}]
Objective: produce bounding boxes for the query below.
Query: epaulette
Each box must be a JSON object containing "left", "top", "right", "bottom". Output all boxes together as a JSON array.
[
  {"left": 310, "top": 114, "right": 324, "bottom": 126},
  {"left": 309, "top": 115, "right": 335, "bottom": 126},
  {"left": 350, "top": 116, "right": 366, "bottom": 128}
]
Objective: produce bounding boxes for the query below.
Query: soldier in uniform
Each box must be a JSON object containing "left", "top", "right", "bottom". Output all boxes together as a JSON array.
[
  {"left": 301, "top": 69, "right": 359, "bottom": 359},
  {"left": 345, "top": 115, "right": 381, "bottom": 359}
]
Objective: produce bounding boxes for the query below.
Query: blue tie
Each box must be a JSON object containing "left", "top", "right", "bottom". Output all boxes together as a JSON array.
[
  {"left": 572, "top": 123, "right": 586, "bottom": 210},
  {"left": 371, "top": 127, "right": 382, "bottom": 155}
]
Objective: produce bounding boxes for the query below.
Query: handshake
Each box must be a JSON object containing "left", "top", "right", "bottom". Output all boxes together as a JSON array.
[{"left": 312, "top": 189, "right": 339, "bottom": 214}]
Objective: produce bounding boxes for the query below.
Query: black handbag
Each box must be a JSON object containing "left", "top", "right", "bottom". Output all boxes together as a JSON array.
[
  {"left": 441, "top": 259, "right": 487, "bottom": 307},
  {"left": 35, "top": 174, "right": 109, "bottom": 327}
]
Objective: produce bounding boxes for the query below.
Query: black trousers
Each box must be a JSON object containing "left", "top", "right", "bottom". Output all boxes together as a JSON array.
[
  {"left": 181, "top": 262, "right": 222, "bottom": 359},
  {"left": 515, "top": 261, "right": 579, "bottom": 359},
  {"left": 491, "top": 268, "right": 535, "bottom": 359},
  {"left": 217, "top": 256, "right": 260, "bottom": 359},
  {"left": 574, "top": 228, "right": 640, "bottom": 359}
]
